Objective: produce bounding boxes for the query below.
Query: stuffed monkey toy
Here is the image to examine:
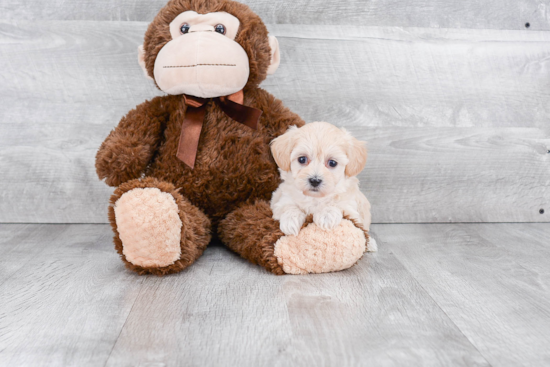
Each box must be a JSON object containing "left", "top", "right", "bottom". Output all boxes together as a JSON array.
[{"left": 95, "top": 0, "right": 369, "bottom": 275}]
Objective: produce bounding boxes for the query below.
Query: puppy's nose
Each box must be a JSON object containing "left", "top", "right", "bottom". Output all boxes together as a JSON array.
[{"left": 309, "top": 177, "right": 322, "bottom": 187}]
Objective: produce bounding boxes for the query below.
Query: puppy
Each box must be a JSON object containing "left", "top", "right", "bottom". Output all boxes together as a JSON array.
[{"left": 270, "top": 121, "right": 377, "bottom": 251}]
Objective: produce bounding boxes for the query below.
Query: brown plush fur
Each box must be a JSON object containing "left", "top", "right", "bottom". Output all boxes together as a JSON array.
[
  {"left": 97, "top": 90, "right": 304, "bottom": 226},
  {"left": 109, "top": 177, "right": 212, "bottom": 275},
  {"left": 219, "top": 200, "right": 286, "bottom": 275},
  {"left": 96, "top": 0, "right": 366, "bottom": 275},
  {"left": 96, "top": 0, "right": 306, "bottom": 275},
  {"left": 220, "top": 209, "right": 370, "bottom": 276},
  {"left": 142, "top": 0, "right": 272, "bottom": 93}
]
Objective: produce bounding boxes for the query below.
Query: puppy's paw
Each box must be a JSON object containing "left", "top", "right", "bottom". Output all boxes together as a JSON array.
[
  {"left": 313, "top": 207, "right": 343, "bottom": 230},
  {"left": 279, "top": 209, "right": 307, "bottom": 236},
  {"left": 367, "top": 237, "right": 378, "bottom": 252}
]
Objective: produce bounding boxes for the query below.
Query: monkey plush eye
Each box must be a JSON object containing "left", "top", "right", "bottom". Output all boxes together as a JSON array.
[
  {"left": 214, "top": 24, "right": 226, "bottom": 35},
  {"left": 328, "top": 160, "right": 338, "bottom": 168},
  {"left": 180, "top": 23, "right": 190, "bottom": 34},
  {"left": 298, "top": 156, "right": 308, "bottom": 165}
]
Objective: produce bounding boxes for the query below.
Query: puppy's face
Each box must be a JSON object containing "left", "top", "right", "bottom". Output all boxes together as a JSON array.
[{"left": 271, "top": 122, "right": 367, "bottom": 197}]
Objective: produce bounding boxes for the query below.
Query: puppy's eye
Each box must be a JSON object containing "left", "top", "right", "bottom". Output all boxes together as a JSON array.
[
  {"left": 298, "top": 156, "right": 308, "bottom": 165},
  {"left": 214, "top": 24, "right": 226, "bottom": 35},
  {"left": 180, "top": 23, "right": 190, "bottom": 34},
  {"left": 328, "top": 160, "right": 338, "bottom": 168}
]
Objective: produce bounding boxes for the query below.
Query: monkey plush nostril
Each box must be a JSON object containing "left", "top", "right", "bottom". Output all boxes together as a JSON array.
[{"left": 308, "top": 177, "right": 322, "bottom": 188}]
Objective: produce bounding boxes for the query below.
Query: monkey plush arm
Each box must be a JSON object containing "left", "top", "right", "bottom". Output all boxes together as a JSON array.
[{"left": 95, "top": 97, "right": 168, "bottom": 187}]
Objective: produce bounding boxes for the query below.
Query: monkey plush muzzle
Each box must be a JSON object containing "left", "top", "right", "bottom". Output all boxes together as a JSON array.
[{"left": 154, "top": 30, "right": 250, "bottom": 98}]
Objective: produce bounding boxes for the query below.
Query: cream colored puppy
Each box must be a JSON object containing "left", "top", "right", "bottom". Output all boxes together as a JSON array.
[{"left": 270, "top": 122, "right": 377, "bottom": 251}]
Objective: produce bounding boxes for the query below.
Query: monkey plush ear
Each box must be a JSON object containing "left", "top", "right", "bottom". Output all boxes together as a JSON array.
[
  {"left": 137, "top": 45, "right": 154, "bottom": 80},
  {"left": 270, "top": 125, "right": 298, "bottom": 171},
  {"left": 266, "top": 36, "right": 281, "bottom": 75}
]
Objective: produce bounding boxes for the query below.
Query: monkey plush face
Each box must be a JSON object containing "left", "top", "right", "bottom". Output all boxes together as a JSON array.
[
  {"left": 138, "top": 0, "right": 281, "bottom": 99},
  {"left": 154, "top": 11, "right": 249, "bottom": 97}
]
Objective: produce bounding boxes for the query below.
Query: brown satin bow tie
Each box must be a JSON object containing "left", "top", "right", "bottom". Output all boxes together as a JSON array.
[{"left": 177, "top": 90, "right": 263, "bottom": 169}]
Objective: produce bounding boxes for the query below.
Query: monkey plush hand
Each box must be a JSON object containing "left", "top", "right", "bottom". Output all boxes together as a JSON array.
[{"left": 95, "top": 0, "right": 370, "bottom": 276}]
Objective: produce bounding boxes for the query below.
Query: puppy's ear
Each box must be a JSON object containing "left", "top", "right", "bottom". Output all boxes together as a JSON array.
[
  {"left": 270, "top": 126, "right": 299, "bottom": 171},
  {"left": 343, "top": 129, "right": 367, "bottom": 177}
]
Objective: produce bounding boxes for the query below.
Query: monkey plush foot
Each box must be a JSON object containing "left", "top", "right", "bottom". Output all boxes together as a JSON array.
[
  {"left": 109, "top": 177, "right": 211, "bottom": 276},
  {"left": 274, "top": 219, "right": 368, "bottom": 275},
  {"left": 114, "top": 187, "right": 182, "bottom": 268},
  {"left": 219, "top": 201, "right": 369, "bottom": 275}
]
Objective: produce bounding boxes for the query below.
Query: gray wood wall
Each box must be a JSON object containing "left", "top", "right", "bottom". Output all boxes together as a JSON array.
[{"left": 0, "top": 0, "right": 549, "bottom": 224}]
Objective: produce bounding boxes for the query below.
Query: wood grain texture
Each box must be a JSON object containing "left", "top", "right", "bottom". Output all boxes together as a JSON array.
[
  {"left": 105, "top": 240, "right": 489, "bottom": 367},
  {"left": 352, "top": 126, "right": 550, "bottom": 224},
  {"left": 0, "top": 223, "right": 37, "bottom": 284},
  {"left": 1, "top": 21, "right": 549, "bottom": 223},
  {"left": 0, "top": 21, "right": 162, "bottom": 126},
  {"left": 0, "top": 0, "right": 548, "bottom": 31},
  {"left": 377, "top": 223, "right": 550, "bottom": 367},
  {"left": 265, "top": 25, "right": 550, "bottom": 129},
  {"left": 0, "top": 123, "right": 113, "bottom": 223},
  {"left": 1, "top": 22, "right": 550, "bottom": 129},
  {"left": 1, "top": 123, "right": 548, "bottom": 223},
  {"left": 0, "top": 224, "right": 144, "bottom": 367}
]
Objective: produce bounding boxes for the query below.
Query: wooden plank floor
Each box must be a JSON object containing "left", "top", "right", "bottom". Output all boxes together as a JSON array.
[{"left": 1, "top": 223, "right": 549, "bottom": 366}]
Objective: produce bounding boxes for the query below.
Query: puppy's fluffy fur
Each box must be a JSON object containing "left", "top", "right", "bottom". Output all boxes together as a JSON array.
[{"left": 270, "top": 122, "right": 377, "bottom": 251}]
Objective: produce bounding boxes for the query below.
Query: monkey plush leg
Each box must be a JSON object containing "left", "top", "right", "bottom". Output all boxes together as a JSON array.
[
  {"left": 109, "top": 177, "right": 211, "bottom": 276},
  {"left": 218, "top": 200, "right": 286, "bottom": 275},
  {"left": 219, "top": 201, "right": 369, "bottom": 275}
]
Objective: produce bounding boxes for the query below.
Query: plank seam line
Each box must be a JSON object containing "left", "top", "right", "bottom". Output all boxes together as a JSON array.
[
  {"left": 102, "top": 277, "right": 146, "bottom": 367},
  {"left": 387, "top": 239, "right": 494, "bottom": 366}
]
